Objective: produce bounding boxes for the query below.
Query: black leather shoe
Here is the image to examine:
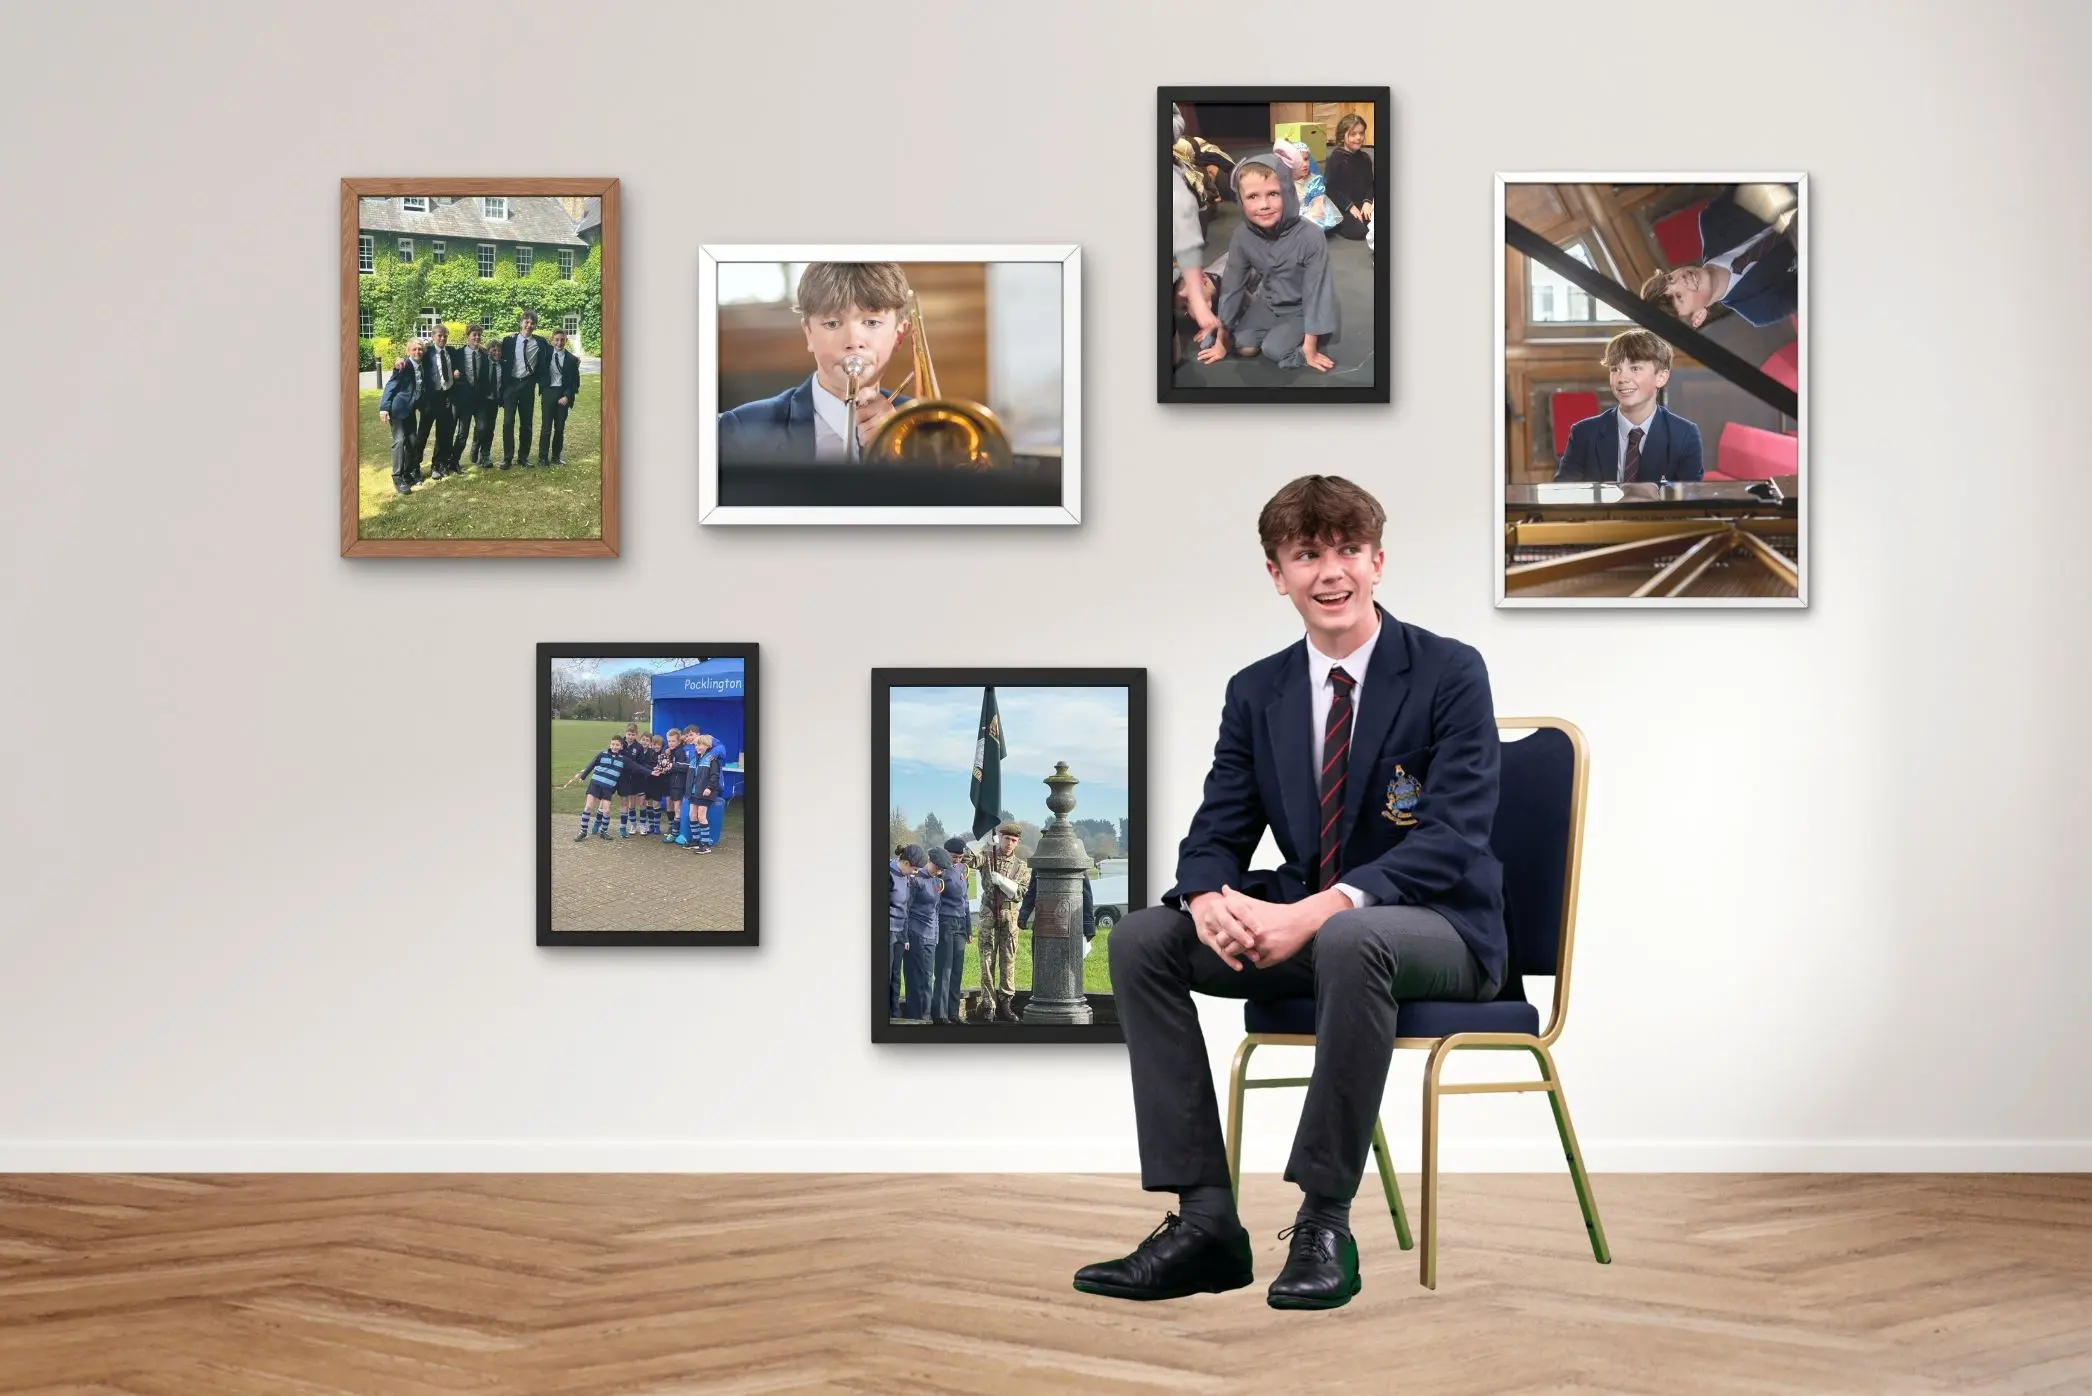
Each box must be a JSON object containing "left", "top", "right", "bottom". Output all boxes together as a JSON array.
[
  {"left": 1267, "top": 1222, "right": 1360, "bottom": 1310},
  {"left": 1073, "top": 1213, "right": 1252, "bottom": 1302}
]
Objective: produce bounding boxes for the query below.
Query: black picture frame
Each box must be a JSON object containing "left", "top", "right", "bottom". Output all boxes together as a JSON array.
[
  {"left": 538, "top": 642, "right": 760, "bottom": 947},
  {"left": 1158, "top": 85, "right": 1393, "bottom": 405},
  {"left": 870, "top": 668, "right": 1147, "bottom": 1045}
]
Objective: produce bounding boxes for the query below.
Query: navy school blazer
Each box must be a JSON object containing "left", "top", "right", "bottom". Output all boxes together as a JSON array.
[
  {"left": 1698, "top": 192, "right": 1799, "bottom": 329},
  {"left": 716, "top": 376, "right": 915, "bottom": 462},
  {"left": 1163, "top": 606, "right": 1508, "bottom": 990},
  {"left": 1555, "top": 404, "right": 1704, "bottom": 483}
]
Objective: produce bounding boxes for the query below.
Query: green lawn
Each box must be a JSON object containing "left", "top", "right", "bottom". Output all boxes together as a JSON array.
[
  {"left": 358, "top": 386, "right": 602, "bottom": 541},
  {"left": 938, "top": 928, "right": 1113, "bottom": 995}
]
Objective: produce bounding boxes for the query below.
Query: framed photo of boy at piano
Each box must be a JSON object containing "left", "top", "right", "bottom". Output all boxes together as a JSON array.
[
  {"left": 1159, "top": 86, "right": 1392, "bottom": 405},
  {"left": 1496, "top": 174, "right": 1807, "bottom": 608},
  {"left": 698, "top": 245, "right": 1082, "bottom": 526}
]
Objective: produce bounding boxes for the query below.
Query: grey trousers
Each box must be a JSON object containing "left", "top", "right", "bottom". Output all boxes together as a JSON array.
[{"left": 1110, "top": 902, "right": 1493, "bottom": 1201}]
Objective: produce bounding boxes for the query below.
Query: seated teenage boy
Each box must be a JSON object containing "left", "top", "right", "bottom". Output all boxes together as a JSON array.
[
  {"left": 1074, "top": 474, "right": 1507, "bottom": 1312},
  {"left": 1638, "top": 186, "right": 1799, "bottom": 330},
  {"left": 1555, "top": 329, "right": 1704, "bottom": 483},
  {"left": 1197, "top": 156, "right": 1338, "bottom": 373},
  {"left": 716, "top": 262, "right": 919, "bottom": 463}
]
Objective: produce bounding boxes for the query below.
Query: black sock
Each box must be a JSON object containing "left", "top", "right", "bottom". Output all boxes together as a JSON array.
[
  {"left": 1177, "top": 1184, "right": 1241, "bottom": 1238},
  {"left": 1295, "top": 1190, "right": 1353, "bottom": 1238}
]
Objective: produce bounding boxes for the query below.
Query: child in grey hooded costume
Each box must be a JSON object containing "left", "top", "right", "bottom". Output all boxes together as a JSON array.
[{"left": 1213, "top": 153, "right": 1340, "bottom": 370}]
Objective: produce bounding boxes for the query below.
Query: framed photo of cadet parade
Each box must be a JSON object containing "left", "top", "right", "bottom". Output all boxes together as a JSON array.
[
  {"left": 1160, "top": 86, "right": 1392, "bottom": 404},
  {"left": 1496, "top": 173, "right": 1807, "bottom": 607},
  {"left": 538, "top": 643, "right": 759, "bottom": 947},
  {"left": 699, "top": 245, "right": 1082, "bottom": 526},
  {"left": 341, "top": 178, "right": 621, "bottom": 558},
  {"left": 870, "top": 668, "right": 1147, "bottom": 1045}
]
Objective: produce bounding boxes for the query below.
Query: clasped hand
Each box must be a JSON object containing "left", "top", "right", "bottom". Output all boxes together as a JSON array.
[{"left": 1188, "top": 886, "right": 1314, "bottom": 971}]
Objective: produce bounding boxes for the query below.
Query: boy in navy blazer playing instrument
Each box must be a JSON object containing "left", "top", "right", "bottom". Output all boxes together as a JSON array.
[
  {"left": 1555, "top": 330, "right": 1704, "bottom": 483},
  {"left": 716, "top": 262, "right": 917, "bottom": 464},
  {"left": 1075, "top": 475, "right": 1507, "bottom": 1312}
]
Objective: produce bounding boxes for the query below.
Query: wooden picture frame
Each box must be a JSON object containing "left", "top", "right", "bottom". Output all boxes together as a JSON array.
[
  {"left": 538, "top": 643, "right": 760, "bottom": 947},
  {"left": 1159, "top": 86, "right": 1392, "bottom": 405},
  {"left": 870, "top": 667, "right": 1147, "bottom": 1045},
  {"left": 341, "top": 178, "right": 620, "bottom": 557}
]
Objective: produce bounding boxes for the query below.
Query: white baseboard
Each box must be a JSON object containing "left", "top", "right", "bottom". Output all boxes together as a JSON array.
[{"left": 3, "top": 1139, "right": 2089, "bottom": 1172}]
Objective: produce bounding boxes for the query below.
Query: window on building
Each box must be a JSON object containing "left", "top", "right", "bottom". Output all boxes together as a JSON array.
[
  {"left": 482, "top": 197, "right": 508, "bottom": 220},
  {"left": 477, "top": 244, "right": 496, "bottom": 278},
  {"left": 401, "top": 196, "right": 430, "bottom": 214},
  {"left": 416, "top": 309, "right": 440, "bottom": 341},
  {"left": 515, "top": 247, "right": 534, "bottom": 276},
  {"left": 558, "top": 248, "right": 575, "bottom": 280},
  {"left": 561, "top": 313, "right": 581, "bottom": 339},
  {"left": 430, "top": 239, "right": 445, "bottom": 265},
  {"left": 358, "top": 234, "right": 373, "bottom": 275},
  {"left": 358, "top": 306, "right": 374, "bottom": 338},
  {"left": 1529, "top": 238, "right": 1631, "bottom": 325},
  {"left": 398, "top": 237, "right": 414, "bottom": 263}
]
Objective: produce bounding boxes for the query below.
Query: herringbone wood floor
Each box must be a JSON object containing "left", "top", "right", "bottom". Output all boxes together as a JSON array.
[{"left": 2, "top": 1173, "right": 2088, "bottom": 1394}]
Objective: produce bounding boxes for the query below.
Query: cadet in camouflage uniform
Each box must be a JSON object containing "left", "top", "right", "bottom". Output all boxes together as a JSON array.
[{"left": 976, "top": 821, "right": 1029, "bottom": 1023}]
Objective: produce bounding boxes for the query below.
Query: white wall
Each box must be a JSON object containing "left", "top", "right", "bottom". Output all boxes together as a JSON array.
[{"left": 3, "top": 0, "right": 2087, "bottom": 1172}]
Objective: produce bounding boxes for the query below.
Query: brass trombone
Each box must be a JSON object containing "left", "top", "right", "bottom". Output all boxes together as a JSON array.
[{"left": 864, "top": 290, "right": 1013, "bottom": 470}]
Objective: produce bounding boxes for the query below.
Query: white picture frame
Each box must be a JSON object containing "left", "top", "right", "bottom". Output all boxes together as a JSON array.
[
  {"left": 1494, "top": 173, "right": 1808, "bottom": 608},
  {"left": 699, "top": 243, "right": 1083, "bottom": 527}
]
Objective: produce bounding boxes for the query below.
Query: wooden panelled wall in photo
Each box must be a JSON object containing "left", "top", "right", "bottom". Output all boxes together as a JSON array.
[
  {"left": 1269, "top": 100, "right": 1376, "bottom": 145},
  {"left": 717, "top": 264, "right": 989, "bottom": 413},
  {"left": 1503, "top": 184, "right": 1721, "bottom": 485}
]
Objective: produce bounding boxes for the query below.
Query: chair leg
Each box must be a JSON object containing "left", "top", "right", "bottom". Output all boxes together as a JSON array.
[
  {"left": 1532, "top": 1045, "right": 1610, "bottom": 1265},
  {"left": 1369, "top": 1116, "right": 1413, "bottom": 1251},
  {"left": 1420, "top": 1049, "right": 1444, "bottom": 1289},
  {"left": 1225, "top": 1038, "right": 1257, "bottom": 1203}
]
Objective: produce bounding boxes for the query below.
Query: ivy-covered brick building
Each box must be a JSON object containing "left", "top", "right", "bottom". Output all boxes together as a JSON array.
[{"left": 356, "top": 196, "right": 601, "bottom": 364}]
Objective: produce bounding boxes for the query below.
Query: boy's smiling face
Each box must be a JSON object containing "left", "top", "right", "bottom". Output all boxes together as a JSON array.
[
  {"left": 1267, "top": 533, "right": 1385, "bottom": 650},
  {"left": 1608, "top": 356, "right": 1669, "bottom": 414},
  {"left": 1239, "top": 167, "right": 1285, "bottom": 228},
  {"left": 804, "top": 302, "right": 908, "bottom": 397}
]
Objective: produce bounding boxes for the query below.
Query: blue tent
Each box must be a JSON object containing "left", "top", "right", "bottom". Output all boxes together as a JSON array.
[{"left": 650, "top": 659, "right": 746, "bottom": 798}]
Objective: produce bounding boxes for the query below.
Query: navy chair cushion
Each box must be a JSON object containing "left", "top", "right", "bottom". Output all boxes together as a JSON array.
[{"left": 1244, "top": 995, "right": 1540, "bottom": 1040}]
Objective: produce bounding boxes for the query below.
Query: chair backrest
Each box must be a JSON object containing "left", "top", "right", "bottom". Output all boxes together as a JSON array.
[
  {"left": 1490, "top": 720, "right": 1588, "bottom": 1028},
  {"left": 1549, "top": 390, "right": 1601, "bottom": 459}
]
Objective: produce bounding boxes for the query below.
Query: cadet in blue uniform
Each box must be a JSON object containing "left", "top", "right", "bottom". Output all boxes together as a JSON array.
[
  {"left": 930, "top": 841, "right": 973, "bottom": 1024},
  {"left": 900, "top": 843, "right": 940, "bottom": 1020},
  {"left": 887, "top": 847, "right": 912, "bottom": 1018}
]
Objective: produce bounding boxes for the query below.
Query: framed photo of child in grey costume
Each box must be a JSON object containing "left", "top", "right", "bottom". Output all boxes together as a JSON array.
[{"left": 1160, "top": 87, "right": 1391, "bottom": 404}]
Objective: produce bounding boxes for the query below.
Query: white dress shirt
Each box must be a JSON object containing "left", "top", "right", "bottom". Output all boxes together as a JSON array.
[
  {"left": 1304, "top": 617, "right": 1383, "bottom": 909},
  {"left": 808, "top": 374, "right": 857, "bottom": 461},
  {"left": 1616, "top": 406, "right": 1658, "bottom": 481},
  {"left": 1706, "top": 225, "right": 1776, "bottom": 303}
]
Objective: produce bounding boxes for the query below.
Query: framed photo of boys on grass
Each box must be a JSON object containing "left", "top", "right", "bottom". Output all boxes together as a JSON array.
[
  {"left": 538, "top": 643, "right": 758, "bottom": 947},
  {"left": 1496, "top": 173, "right": 1806, "bottom": 607},
  {"left": 1160, "top": 86, "right": 1391, "bottom": 404},
  {"left": 698, "top": 245, "right": 1081, "bottom": 526},
  {"left": 340, "top": 178, "right": 619, "bottom": 557},
  {"left": 871, "top": 669, "right": 1147, "bottom": 1045}
]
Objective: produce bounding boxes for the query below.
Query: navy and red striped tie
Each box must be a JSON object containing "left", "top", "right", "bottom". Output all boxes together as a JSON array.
[{"left": 1318, "top": 667, "right": 1356, "bottom": 891}]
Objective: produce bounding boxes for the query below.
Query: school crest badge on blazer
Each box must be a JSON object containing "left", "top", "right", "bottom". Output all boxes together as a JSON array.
[{"left": 1382, "top": 766, "right": 1421, "bottom": 827}]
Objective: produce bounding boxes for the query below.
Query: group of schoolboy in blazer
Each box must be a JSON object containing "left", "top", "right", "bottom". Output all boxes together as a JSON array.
[{"left": 376, "top": 310, "right": 585, "bottom": 495}]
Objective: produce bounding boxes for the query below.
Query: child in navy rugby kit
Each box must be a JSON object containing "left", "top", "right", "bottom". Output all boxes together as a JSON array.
[{"left": 563, "top": 737, "right": 636, "bottom": 840}]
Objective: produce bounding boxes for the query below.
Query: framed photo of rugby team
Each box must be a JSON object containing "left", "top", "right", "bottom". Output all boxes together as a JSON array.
[
  {"left": 537, "top": 642, "right": 759, "bottom": 947},
  {"left": 870, "top": 668, "right": 1147, "bottom": 1045},
  {"left": 340, "top": 177, "right": 620, "bottom": 558},
  {"left": 1159, "top": 86, "right": 1392, "bottom": 404}
]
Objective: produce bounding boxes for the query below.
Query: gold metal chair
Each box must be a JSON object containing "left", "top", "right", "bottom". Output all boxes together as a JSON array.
[{"left": 1222, "top": 716, "right": 1610, "bottom": 1288}]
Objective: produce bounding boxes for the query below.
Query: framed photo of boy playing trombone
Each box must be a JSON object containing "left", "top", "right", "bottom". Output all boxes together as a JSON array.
[
  {"left": 699, "top": 245, "right": 1082, "bottom": 526},
  {"left": 340, "top": 177, "right": 620, "bottom": 558}
]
